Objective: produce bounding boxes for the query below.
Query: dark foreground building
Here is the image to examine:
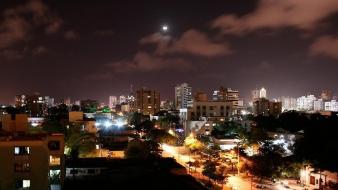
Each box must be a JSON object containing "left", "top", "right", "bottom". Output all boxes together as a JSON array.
[{"left": 64, "top": 158, "right": 207, "bottom": 190}]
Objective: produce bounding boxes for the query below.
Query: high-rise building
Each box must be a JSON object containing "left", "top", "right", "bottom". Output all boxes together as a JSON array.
[
  {"left": 15, "top": 95, "right": 27, "bottom": 107},
  {"left": 297, "top": 95, "right": 316, "bottom": 111},
  {"left": 259, "top": 87, "right": 267, "bottom": 99},
  {"left": 108, "top": 96, "right": 117, "bottom": 108},
  {"left": 134, "top": 88, "right": 160, "bottom": 115},
  {"left": 213, "top": 87, "right": 239, "bottom": 102},
  {"left": 251, "top": 89, "right": 260, "bottom": 102},
  {"left": 280, "top": 96, "right": 297, "bottom": 111},
  {"left": 324, "top": 100, "right": 338, "bottom": 112},
  {"left": 119, "top": 95, "right": 127, "bottom": 104},
  {"left": 314, "top": 99, "right": 324, "bottom": 111},
  {"left": 175, "top": 83, "right": 192, "bottom": 109},
  {"left": 253, "top": 98, "right": 281, "bottom": 116}
]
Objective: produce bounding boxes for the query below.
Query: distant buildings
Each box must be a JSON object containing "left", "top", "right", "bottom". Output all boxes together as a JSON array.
[
  {"left": 297, "top": 95, "right": 317, "bottom": 111},
  {"left": 259, "top": 87, "right": 267, "bottom": 99},
  {"left": 134, "top": 88, "right": 160, "bottom": 115},
  {"left": 251, "top": 87, "right": 266, "bottom": 102},
  {"left": 15, "top": 93, "right": 54, "bottom": 117},
  {"left": 253, "top": 98, "right": 282, "bottom": 116},
  {"left": 280, "top": 96, "right": 297, "bottom": 111},
  {"left": 108, "top": 96, "right": 117, "bottom": 108},
  {"left": 80, "top": 99, "right": 99, "bottom": 113},
  {"left": 174, "top": 83, "right": 192, "bottom": 109}
]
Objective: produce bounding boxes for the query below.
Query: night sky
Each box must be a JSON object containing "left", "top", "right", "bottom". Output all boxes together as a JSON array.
[{"left": 1, "top": 0, "right": 338, "bottom": 104}]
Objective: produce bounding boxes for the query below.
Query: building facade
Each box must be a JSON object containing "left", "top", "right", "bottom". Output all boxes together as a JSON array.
[
  {"left": 174, "top": 83, "right": 193, "bottom": 109},
  {"left": 134, "top": 88, "right": 160, "bottom": 115}
]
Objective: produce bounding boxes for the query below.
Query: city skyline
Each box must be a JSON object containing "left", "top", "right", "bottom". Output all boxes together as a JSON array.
[{"left": 1, "top": 0, "right": 338, "bottom": 104}]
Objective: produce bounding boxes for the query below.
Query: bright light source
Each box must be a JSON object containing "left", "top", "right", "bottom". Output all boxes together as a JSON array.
[
  {"left": 116, "top": 121, "right": 124, "bottom": 127},
  {"left": 31, "top": 123, "right": 38, "bottom": 127},
  {"left": 162, "top": 25, "right": 168, "bottom": 32},
  {"left": 168, "top": 129, "right": 175, "bottom": 136},
  {"left": 104, "top": 121, "right": 112, "bottom": 128}
]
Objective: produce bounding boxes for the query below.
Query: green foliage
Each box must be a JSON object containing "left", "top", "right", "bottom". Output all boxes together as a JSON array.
[
  {"left": 65, "top": 124, "right": 96, "bottom": 158},
  {"left": 184, "top": 135, "right": 204, "bottom": 151},
  {"left": 248, "top": 142, "right": 284, "bottom": 179},
  {"left": 147, "top": 129, "right": 178, "bottom": 145}
]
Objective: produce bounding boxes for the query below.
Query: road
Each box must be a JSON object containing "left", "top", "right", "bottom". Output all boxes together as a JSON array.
[{"left": 161, "top": 144, "right": 306, "bottom": 190}]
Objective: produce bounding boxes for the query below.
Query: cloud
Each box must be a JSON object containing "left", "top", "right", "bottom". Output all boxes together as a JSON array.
[
  {"left": 0, "top": 0, "right": 63, "bottom": 49},
  {"left": 212, "top": 0, "right": 338, "bottom": 34},
  {"left": 108, "top": 51, "right": 192, "bottom": 73},
  {"left": 0, "top": 17, "right": 30, "bottom": 49},
  {"left": 140, "top": 29, "right": 232, "bottom": 57},
  {"left": 64, "top": 30, "right": 79, "bottom": 40},
  {"left": 309, "top": 35, "right": 338, "bottom": 59},
  {"left": 32, "top": 45, "right": 48, "bottom": 55}
]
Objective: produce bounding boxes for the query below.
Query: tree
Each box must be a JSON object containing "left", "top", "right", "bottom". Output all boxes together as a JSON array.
[
  {"left": 147, "top": 129, "right": 178, "bottom": 145},
  {"left": 202, "top": 160, "right": 217, "bottom": 182},
  {"left": 129, "top": 112, "right": 143, "bottom": 127},
  {"left": 248, "top": 142, "right": 284, "bottom": 180},
  {"left": 65, "top": 124, "right": 96, "bottom": 158},
  {"left": 125, "top": 139, "right": 150, "bottom": 159},
  {"left": 184, "top": 135, "right": 204, "bottom": 151}
]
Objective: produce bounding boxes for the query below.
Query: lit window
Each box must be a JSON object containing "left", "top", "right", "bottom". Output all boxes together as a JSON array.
[
  {"left": 14, "top": 146, "right": 30, "bottom": 155},
  {"left": 23, "top": 180, "right": 30, "bottom": 188},
  {"left": 49, "top": 155, "right": 61, "bottom": 166},
  {"left": 17, "top": 179, "right": 30, "bottom": 188}
]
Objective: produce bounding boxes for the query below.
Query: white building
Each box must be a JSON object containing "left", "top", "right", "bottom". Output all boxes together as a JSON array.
[
  {"left": 259, "top": 87, "right": 267, "bottom": 99},
  {"left": 119, "top": 95, "right": 126, "bottom": 104},
  {"left": 324, "top": 100, "right": 338, "bottom": 112},
  {"left": 175, "top": 83, "right": 192, "bottom": 109},
  {"left": 108, "top": 96, "right": 117, "bottom": 108},
  {"left": 280, "top": 96, "right": 297, "bottom": 111},
  {"left": 297, "top": 95, "right": 317, "bottom": 111},
  {"left": 313, "top": 99, "right": 324, "bottom": 111}
]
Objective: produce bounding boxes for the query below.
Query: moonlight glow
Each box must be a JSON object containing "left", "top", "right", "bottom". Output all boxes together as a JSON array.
[{"left": 162, "top": 25, "right": 168, "bottom": 32}]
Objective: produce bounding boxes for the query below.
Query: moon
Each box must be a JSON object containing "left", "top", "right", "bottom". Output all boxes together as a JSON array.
[{"left": 162, "top": 25, "right": 168, "bottom": 32}]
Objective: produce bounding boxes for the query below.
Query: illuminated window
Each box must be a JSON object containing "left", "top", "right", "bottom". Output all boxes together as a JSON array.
[
  {"left": 49, "top": 155, "right": 61, "bottom": 166},
  {"left": 16, "top": 179, "right": 30, "bottom": 188},
  {"left": 14, "top": 146, "right": 30, "bottom": 155}
]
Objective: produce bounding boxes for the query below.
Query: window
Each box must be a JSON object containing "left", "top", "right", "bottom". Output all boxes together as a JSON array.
[
  {"left": 209, "top": 106, "right": 213, "bottom": 110},
  {"left": 50, "top": 155, "right": 61, "bottom": 166},
  {"left": 14, "top": 146, "right": 30, "bottom": 155},
  {"left": 48, "top": 141, "right": 60, "bottom": 151},
  {"left": 14, "top": 162, "right": 31, "bottom": 172},
  {"left": 16, "top": 179, "right": 30, "bottom": 189}
]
